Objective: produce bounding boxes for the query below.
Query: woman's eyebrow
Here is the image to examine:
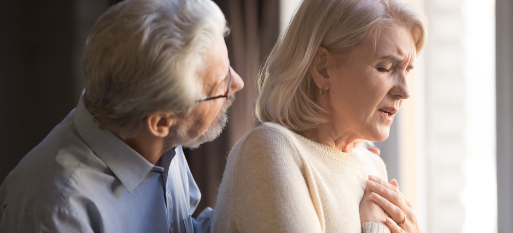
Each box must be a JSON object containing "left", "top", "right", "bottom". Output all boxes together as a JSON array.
[
  {"left": 379, "top": 54, "right": 404, "bottom": 62},
  {"left": 379, "top": 54, "right": 415, "bottom": 69}
]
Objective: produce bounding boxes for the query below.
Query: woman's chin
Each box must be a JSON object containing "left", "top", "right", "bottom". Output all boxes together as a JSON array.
[{"left": 366, "top": 127, "right": 390, "bottom": 142}]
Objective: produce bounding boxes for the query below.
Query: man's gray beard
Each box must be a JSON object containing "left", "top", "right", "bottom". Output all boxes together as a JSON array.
[{"left": 166, "top": 95, "right": 234, "bottom": 149}]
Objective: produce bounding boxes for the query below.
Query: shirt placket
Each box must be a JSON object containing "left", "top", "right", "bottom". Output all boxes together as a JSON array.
[{"left": 159, "top": 149, "right": 177, "bottom": 231}]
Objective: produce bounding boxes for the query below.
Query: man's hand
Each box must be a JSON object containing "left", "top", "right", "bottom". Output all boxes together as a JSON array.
[
  {"left": 365, "top": 142, "right": 380, "bottom": 156},
  {"left": 368, "top": 147, "right": 380, "bottom": 156}
]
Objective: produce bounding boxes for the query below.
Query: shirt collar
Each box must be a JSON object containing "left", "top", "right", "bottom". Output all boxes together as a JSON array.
[{"left": 74, "top": 95, "right": 169, "bottom": 193}]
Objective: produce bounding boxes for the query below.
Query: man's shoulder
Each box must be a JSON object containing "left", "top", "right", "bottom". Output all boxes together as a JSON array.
[
  {"left": 0, "top": 111, "right": 110, "bottom": 222},
  {"left": 15, "top": 109, "right": 91, "bottom": 170},
  {"left": 5, "top": 110, "right": 95, "bottom": 189}
]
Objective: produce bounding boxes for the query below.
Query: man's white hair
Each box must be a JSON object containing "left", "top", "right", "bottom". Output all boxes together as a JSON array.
[{"left": 83, "top": 0, "right": 228, "bottom": 137}]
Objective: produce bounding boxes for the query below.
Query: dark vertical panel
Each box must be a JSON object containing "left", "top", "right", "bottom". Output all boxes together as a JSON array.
[
  {"left": 496, "top": 0, "right": 513, "bottom": 232},
  {"left": 184, "top": 0, "right": 280, "bottom": 217},
  {"left": 0, "top": 0, "right": 109, "bottom": 183},
  {"left": 73, "top": 0, "right": 110, "bottom": 101},
  {"left": 0, "top": 0, "right": 75, "bottom": 181}
]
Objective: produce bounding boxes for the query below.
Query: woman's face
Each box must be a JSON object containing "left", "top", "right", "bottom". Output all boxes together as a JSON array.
[{"left": 326, "top": 24, "right": 416, "bottom": 142}]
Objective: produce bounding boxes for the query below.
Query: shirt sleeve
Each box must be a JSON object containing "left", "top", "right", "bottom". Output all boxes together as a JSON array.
[
  {"left": 362, "top": 222, "right": 389, "bottom": 233},
  {"left": 193, "top": 207, "right": 214, "bottom": 233},
  {"left": 47, "top": 206, "right": 95, "bottom": 233},
  {"left": 230, "top": 128, "right": 323, "bottom": 233},
  {"left": 0, "top": 205, "right": 94, "bottom": 233}
]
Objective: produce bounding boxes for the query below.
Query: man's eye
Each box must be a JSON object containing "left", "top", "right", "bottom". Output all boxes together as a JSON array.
[{"left": 376, "top": 67, "right": 391, "bottom": 72}]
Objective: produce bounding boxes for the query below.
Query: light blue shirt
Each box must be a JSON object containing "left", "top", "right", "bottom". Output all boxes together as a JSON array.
[{"left": 0, "top": 96, "right": 213, "bottom": 233}]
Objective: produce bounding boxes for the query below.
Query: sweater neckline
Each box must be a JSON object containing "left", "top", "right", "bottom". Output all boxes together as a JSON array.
[{"left": 263, "top": 122, "right": 370, "bottom": 169}]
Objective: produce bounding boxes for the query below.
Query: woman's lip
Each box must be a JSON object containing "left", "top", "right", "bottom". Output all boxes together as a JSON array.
[
  {"left": 378, "top": 107, "right": 398, "bottom": 114},
  {"left": 377, "top": 109, "right": 394, "bottom": 121}
]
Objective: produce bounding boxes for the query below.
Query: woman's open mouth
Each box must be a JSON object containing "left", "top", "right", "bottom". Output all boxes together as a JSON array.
[{"left": 377, "top": 107, "right": 397, "bottom": 121}]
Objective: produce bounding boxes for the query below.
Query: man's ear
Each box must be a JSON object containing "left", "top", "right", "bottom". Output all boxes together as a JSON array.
[
  {"left": 309, "top": 46, "right": 331, "bottom": 91},
  {"left": 145, "top": 111, "right": 176, "bottom": 138}
]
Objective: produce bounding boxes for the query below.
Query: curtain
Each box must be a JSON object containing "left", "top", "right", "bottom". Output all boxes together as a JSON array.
[
  {"left": 184, "top": 0, "right": 280, "bottom": 216},
  {"left": 0, "top": 0, "right": 81, "bottom": 183}
]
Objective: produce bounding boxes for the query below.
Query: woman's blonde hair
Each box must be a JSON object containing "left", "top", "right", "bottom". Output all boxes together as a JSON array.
[{"left": 256, "top": 0, "right": 426, "bottom": 132}]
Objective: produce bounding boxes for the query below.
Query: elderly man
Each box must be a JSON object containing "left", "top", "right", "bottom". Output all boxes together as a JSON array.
[{"left": 0, "top": 0, "right": 243, "bottom": 232}]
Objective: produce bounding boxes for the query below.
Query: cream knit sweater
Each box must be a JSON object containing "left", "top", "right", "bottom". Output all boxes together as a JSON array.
[{"left": 212, "top": 123, "right": 389, "bottom": 233}]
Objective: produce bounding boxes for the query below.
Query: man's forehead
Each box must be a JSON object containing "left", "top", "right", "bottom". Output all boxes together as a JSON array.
[
  {"left": 199, "top": 58, "right": 229, "bottom": 100},
  {"left": 197, "top": 36, "right": 229, "bottom": 95}
]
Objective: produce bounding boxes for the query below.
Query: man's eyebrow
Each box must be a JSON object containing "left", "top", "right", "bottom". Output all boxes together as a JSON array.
[
  {"left": 220, "top": 68, "right": 230, "bottom": 84},
  {"left": 213, "top": 67, "right": 230, "bottom": 89}
]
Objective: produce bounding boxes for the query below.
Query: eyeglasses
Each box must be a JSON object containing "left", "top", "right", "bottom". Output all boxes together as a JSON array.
[{"left": 196, "top": 66, "right": 232, "bottom": 102}]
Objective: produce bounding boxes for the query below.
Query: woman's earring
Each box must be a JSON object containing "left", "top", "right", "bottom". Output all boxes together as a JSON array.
[{"left": 320, "top": 89, "right": 325, "bottom": 95}]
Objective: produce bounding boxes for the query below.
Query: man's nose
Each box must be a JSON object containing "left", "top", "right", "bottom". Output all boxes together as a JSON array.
[{"left": 228, "top": 67, "right": 244, "bottom": 96}]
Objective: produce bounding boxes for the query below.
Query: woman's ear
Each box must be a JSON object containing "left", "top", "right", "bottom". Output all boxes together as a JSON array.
[
  {"left": 309, "top": 47, "right": 331, "bottom": 91},
  {"left": 145, "top": 111, "right": 176, "bottom": 138}
]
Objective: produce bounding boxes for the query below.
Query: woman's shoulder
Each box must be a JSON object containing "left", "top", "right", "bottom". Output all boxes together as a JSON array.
[
  {"left": 230, "top": 122, "right": 304, "bottom": 161},
  {"left": 240, "top": 122, "right": 300, "bottom": 146},
  {"left": 252, "top": 122, "right": 296, "bottom": 136}
]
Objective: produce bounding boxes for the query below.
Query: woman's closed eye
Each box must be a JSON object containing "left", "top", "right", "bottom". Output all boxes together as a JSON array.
[
  {"left": 375, "top": 64, "right": 393, "bottom": 72},
  {"left": 374, "top": 62, "right": 393, "bottom": 73},
  {"left": 376, "top": 67, "right": 391, "bottom": 72}
]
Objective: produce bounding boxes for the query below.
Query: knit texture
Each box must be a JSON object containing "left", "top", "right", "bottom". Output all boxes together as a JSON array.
[{"left": 212, "top": 122, "right": 389, "bottom": 233}]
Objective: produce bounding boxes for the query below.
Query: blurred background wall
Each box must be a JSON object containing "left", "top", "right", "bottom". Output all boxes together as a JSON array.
[{"left": 0, "top": 0, "right": 510, "bottom": 232}]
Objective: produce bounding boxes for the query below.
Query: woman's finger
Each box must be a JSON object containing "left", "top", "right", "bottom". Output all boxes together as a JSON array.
[
  {"left": 371, "top": 192, "right": 406, "bottom": 224},
  {"left": 390, "top": 179, "right": 399, "bottom": 189},
  {"left": 366, "top": 179, "right": 408, "bottom": 211},
  {"left": 386, "top": 217, "right": 405, "bottom": 233},
  {"left": 369, "top": 175, "right": 400, "bottom": 193},
  {"left": 389, "top": 179, "right": 414, "bottom": 210},
  {"left": 388, "top": 179, "right": 408, "bottom": 204}
]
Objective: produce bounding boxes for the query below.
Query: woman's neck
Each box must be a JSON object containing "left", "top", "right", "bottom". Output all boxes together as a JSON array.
[{"left": 300, "top": 122, "right": 358, "bottom": 153}]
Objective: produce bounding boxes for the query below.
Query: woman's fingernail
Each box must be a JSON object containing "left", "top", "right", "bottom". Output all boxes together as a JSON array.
[
  {"left": 386, "top": 217, "right": 393, "bottom": 224},
  {"left": 371, "top": 192, "right": 382, "bottom": 200},
  {"left": 369, "top": 175, "right": 378, "bottom": 181}
]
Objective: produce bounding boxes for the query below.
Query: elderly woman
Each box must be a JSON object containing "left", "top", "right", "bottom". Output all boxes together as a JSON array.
[{"left": 212, "top": 0, "right": 426, "bottom": 232}]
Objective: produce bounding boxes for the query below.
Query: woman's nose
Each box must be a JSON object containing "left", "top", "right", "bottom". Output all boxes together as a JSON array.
[
  {"left": 389, "top": 72, "right": 411, "bottom": 99},
  {"left": 228, "top": 67, "right": 244, "bottom": 96}
]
